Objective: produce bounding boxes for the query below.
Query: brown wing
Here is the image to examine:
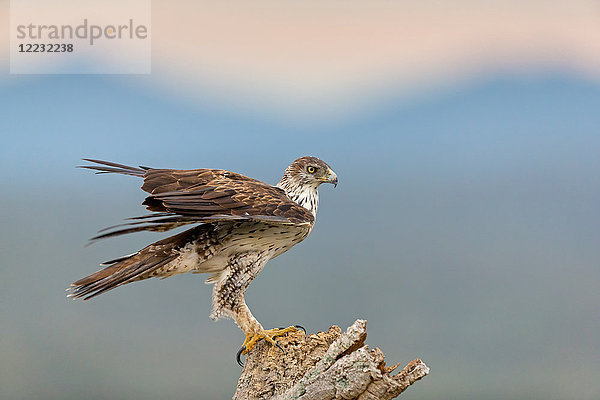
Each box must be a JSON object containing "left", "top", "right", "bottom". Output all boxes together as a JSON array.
[
  {"left": 141, "top": 178, "right": 314, "bottom": 225},
  {"left": 80, "top": 159, "right": 313, "bottom": 241},
  {"left": 80, "top": 159, "right": 255, "bottom": 194},
  {"left": 140, "top": 168, "right": 255, "bottom": 194}
]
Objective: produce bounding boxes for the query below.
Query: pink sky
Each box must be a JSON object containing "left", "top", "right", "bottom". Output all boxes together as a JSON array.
[{"left": 2, "top": 1, "right": 599, "bottom": 117}]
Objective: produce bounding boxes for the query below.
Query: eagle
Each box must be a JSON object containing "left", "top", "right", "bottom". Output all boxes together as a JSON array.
[{"left": 68, "top": 156, "right": 337, "bottom": 364}]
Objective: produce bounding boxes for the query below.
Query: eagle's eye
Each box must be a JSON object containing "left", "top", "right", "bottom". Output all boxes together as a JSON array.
[{"left": 306, "top": 166, "right": 316, "bottom": 174}]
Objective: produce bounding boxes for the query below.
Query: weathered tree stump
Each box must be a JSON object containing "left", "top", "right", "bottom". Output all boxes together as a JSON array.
[{"left": 234, "top": 319, "right": 429, "bottom": 400}]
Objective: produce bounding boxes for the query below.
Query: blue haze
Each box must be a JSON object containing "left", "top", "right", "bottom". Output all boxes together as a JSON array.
[{"left": 1, "top": 74, "right": 599, "bottom": 399}]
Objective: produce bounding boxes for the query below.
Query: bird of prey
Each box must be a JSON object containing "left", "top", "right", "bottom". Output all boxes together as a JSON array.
[{"left": 69, "top": 156, "right": 337, "bottom": 363}]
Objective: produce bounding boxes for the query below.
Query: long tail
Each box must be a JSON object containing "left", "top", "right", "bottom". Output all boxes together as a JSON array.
[
  {"left": 69, "top": 225, "right": 208, "bottom": 300},
  {"left": 79, "top": 159, "right": 150, "bottom": 177}
]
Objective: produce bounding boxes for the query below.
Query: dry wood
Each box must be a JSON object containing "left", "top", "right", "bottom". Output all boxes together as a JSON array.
[{"left": 234, "top": 319, "right": 429, "bottom": 400}]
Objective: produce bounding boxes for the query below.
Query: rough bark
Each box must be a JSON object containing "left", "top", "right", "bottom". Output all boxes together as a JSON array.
[{"left": 234, "top": 319, "right": 429, "bottom": 400}]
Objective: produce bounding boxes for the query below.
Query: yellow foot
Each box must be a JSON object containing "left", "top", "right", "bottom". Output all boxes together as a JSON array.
[
  {"left": 243, "top": 326, "right": 298, "bottom": 354},
  {"left": 236, "top": 325, "right": 303, "bottom": 367}
]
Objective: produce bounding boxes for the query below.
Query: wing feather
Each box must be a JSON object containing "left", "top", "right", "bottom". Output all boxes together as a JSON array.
[
  {"left": 80, "top": 159, "right": 314, "bottom": 241},
  {"left": 141, "top": 179, "right": 313, "bottom": 225}
]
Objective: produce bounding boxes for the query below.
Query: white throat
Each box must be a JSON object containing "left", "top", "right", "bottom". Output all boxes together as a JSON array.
[{"left": 277, "top": 180, "right": 319, "bottom": 217}]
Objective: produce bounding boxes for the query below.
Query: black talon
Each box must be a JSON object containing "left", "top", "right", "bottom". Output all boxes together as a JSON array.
[
  {"left": 236, "top": 346, "right": 246, "bottom": 367},
  {"left": 277, "top": 325, "right": 306, "bottom": 334},
  {"left": 276, "top": 343, "right": 284, "bottom": 353}
]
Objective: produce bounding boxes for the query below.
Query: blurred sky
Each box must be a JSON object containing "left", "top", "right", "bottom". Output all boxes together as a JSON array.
[{"left": 1, "top": 1, "right": 600, "bottom": 400}]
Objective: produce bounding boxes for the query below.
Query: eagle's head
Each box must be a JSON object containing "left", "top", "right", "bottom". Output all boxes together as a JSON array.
[
  {"left": 277, "top": 156, "right": 337, "bottom": 216},
  {"left": 283, "top": 156, "right": 337, "bottom": 188}
]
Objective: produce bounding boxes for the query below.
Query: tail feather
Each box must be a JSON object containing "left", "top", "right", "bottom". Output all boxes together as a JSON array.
[
  {"left": 70, "top": 255, "right": 177, "bottom": 300},
  {"left": 100, "top": 252, "right": 139, "bottom": 266},
  {"left": 69, "top": 225, "right": 210, "bottom": 300}
]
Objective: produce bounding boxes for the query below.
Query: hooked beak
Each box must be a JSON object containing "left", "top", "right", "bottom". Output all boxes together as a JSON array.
[{"left": 327, "top": 170, "right": 338, "bottom": 187}]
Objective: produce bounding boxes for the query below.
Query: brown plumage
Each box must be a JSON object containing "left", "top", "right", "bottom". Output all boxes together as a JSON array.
[
  {"left": 80, "top": 159, "right": 317, "bottom": 241},
  {"left": 69, "top": 156, "right": 337, "bottom": 360}
]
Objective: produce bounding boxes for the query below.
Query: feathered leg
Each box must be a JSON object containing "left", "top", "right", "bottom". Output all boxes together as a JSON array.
[{"left": 211, "top": 252, "right": 299, "bottom": 365}]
